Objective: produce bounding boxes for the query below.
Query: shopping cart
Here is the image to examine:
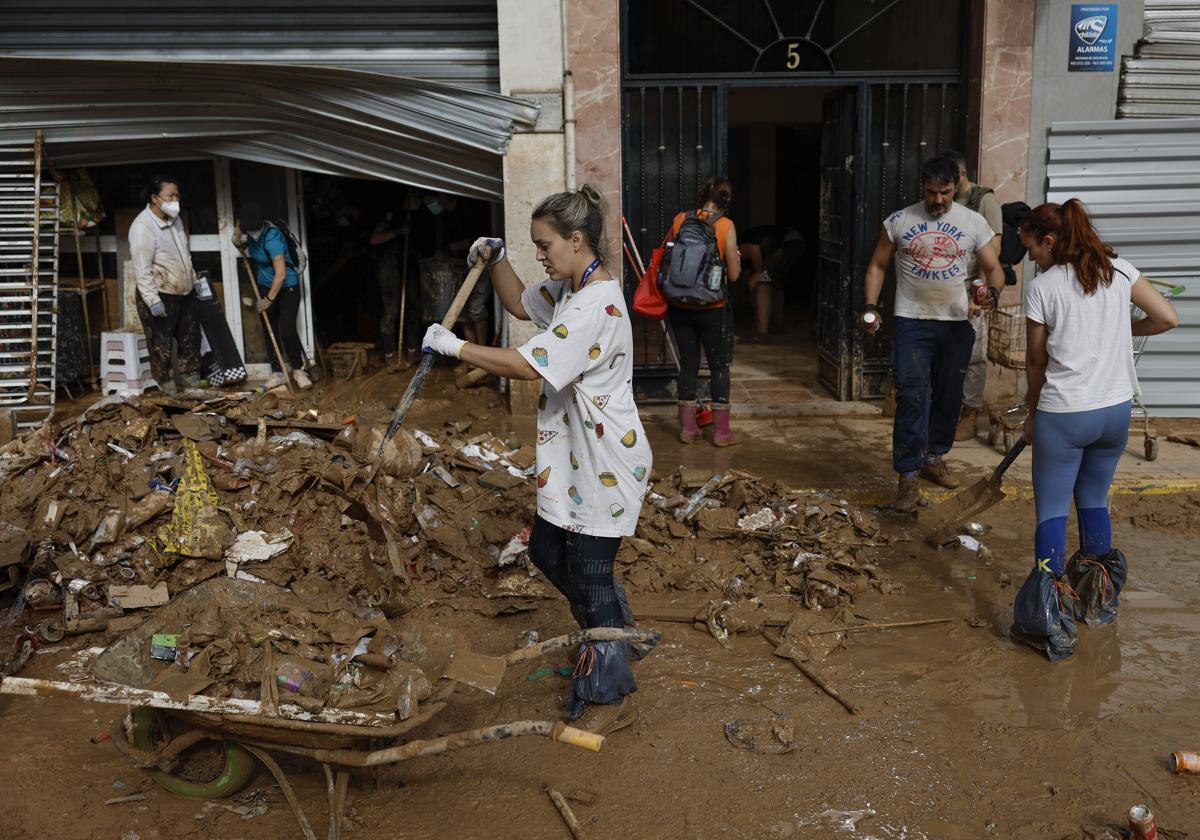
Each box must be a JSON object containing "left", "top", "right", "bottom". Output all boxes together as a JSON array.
[{"left": 986, "top": 279, "right": 1186, "bottom": 461}]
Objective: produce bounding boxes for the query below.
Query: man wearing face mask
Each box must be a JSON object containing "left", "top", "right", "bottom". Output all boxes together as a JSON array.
[{"left": 128, "top": 174, "right": 202, "bottom": 396}]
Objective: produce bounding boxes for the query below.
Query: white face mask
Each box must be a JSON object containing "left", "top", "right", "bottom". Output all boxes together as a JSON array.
[{"left": 159, "top": 200, "right": 181, "bottom": 218}]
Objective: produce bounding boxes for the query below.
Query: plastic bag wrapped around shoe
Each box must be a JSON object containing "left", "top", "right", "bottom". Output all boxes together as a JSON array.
[
  {"left": 1012, "top": 563, "right": 1079, "bottom": 661},
  {"left": 1066, "top": 549, "right": 1127, "bottom": 626},
  {"left": 566, "top": 640, "right": 637, "bottom": 721}
]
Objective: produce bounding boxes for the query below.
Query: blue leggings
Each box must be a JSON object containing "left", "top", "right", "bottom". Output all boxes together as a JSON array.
[{"left": 1032, "top": 401, "right": 1131, "bottom": 575}]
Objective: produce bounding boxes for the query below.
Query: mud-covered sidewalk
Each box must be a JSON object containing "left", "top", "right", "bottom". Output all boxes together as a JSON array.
[{"left": 1, "top": 369, "right": 1197, "bottom": 839}]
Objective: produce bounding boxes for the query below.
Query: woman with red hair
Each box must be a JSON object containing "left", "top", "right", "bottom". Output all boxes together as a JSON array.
[{"left": 1013, "top": 199, "right": 1178, "bottom": 660}]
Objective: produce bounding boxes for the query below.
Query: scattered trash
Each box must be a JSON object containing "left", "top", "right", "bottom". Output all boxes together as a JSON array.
[
  {"left": 724, "top": 716, "right": 796, "bottom": 754},
  {"left": 1170, "top": 751, "right": 1199, "bottom": 774},
  {"left": 1128, "top": 804, "right": 1157, "bottom": 840},
  {"left": 794, "top": 808, "right": 877, "bottom": 831},
  {"left": 105, "top": 793, "right": 148, "bottom": 805},
  {"left": 957, "top": 535, "right": 982, "bottom": 553},
  {"left": 546, "top": 786, "right": 588, "bottom": 840},
  {"left": 108, "top": 583, "right": 170, "bottom": 609}
]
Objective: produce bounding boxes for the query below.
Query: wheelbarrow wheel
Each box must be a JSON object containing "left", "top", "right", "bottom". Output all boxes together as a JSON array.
[
  {"left": 1145, "top": 436, "right": 1159, "bottom": 462},
  {"left": 129, "top": 709, "right": 256, "bottom": 799}
]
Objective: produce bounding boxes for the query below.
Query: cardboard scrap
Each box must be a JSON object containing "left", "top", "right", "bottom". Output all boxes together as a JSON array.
[{"left": 108, "top": 582, "right": 170, "bottom": 609}]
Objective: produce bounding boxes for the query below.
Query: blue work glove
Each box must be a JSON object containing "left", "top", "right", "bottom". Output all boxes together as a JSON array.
[
  {"left": 422, "top": 324, "right": 466, "bottom": 359},
  {"left": 148, "top": 301, "right": 166, "bottom": 318},
  {"left": 467, "top": 237, "right": 505, "bottom": 267}
]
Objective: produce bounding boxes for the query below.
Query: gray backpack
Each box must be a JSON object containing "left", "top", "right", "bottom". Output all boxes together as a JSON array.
[{"left": 663, "top": 211, "right": 725, "bottom": 306}]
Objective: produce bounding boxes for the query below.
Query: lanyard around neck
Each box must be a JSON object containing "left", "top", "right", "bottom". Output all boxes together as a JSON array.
[{"left": 562, "top": 258, "right": 602, "bottom": 300}]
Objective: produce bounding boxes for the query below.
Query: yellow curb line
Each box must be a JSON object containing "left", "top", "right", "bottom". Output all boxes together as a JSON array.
[{"left": 794, "top": 479, "right": 1200, "bottom": 508}]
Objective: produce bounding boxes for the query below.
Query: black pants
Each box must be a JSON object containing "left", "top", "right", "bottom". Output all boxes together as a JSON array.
[
  {"left": 529, "top": 516, "right": 624, "bottom": 630},
  {"left": 264, "top": 286, "right": 305, "bottom": 371},
  {"left": 669, "top": 304, "right": 732, "bottom": 404},
  {"left": 136, "top": 292, "right": 200, "bottom": 385}
]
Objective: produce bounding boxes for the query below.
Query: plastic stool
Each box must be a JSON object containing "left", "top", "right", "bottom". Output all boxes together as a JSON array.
[{"left": 100, "top": 331, "right": 156, "bottom": 396}]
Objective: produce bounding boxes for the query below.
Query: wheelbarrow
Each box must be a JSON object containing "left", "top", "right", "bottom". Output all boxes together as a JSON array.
[{"left": 0, "top": 577, "right": 661, "bottom": 840}]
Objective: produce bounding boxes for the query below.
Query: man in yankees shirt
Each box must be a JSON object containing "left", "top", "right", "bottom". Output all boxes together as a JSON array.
[{"left": 860, "top": 155, "right": 1006, "bottom": 512}]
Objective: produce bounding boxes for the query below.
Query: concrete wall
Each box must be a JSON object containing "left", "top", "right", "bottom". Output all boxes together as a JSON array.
[
  {"left": 497, "top": 0, "right": 567, "bottom": 411},
  {"left": 497, "top": 0, "right": 621, "bottom": 413},
  {"left": 1026, "top": 0, "right": 1145, "bottom": 204}
]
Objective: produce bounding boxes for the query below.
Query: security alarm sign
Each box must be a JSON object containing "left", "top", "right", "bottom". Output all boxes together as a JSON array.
[{"left": 1069, "top": 4, "right": 1118, "bottom": 72}]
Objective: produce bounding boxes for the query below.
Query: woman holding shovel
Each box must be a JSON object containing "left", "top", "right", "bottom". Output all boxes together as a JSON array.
[
  {"left": 421, "top": 185, "right": 652, "bottom": 734},
  {"left": 1012, "top": 199, "right": 1178, "bottom": 660}
]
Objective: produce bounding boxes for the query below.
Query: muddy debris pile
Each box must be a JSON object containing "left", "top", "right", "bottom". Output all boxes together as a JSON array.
[
  {"left": 625, "top": 466, "right": 897, "bottom": 611},
  {"left": 0, "top": 391, "right": 894, "bottom": 677},
  {"left": 0, "top": 391, "right": 538, "bottom": 672}
]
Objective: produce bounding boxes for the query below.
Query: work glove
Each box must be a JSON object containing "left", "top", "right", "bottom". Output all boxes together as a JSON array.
[
  {"left": 422, "top": 324, "right": 466, "bottom": 359},
  {"left": 467, "top": 237, "right": 505, "bottom": 267},
  {"left": 255, "top": 297, "right": 273, "bottom": 314},
  {"left": 859, "top": 304, "right": 882, "bottom": 336},
  {"left": 148, "top": 301, "right": 167, "bottom": 319}
]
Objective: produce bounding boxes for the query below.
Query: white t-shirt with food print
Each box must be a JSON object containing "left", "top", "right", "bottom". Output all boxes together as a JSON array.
[{"left": 516, "top": 277, "right": 652, "bottom": 538}]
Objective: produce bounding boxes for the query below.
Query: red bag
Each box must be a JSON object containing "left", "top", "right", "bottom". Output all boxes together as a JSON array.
[{"left": 632, "top": 241, "right": 668, "bottom": 320}]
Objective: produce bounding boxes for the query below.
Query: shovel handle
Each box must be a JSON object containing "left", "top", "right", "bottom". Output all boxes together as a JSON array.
[
  {"left": 377, "top": 258, "right": 487, "bottom": 457},
  {"left": 991, "top": 438, "right": 1026, "bottom": 481}
]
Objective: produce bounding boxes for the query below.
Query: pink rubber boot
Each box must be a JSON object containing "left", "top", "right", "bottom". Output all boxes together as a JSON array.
[
  {"left": 678, "top": 402, "right": 701, "bottom": 444},
  {"left": 711, "top": 405, "right": 739, "bottom": 447}
]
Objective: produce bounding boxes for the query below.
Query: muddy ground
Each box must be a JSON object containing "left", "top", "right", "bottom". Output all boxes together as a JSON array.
[{"left": 1, "top": 367, "right": 1197, "bottom": 839}]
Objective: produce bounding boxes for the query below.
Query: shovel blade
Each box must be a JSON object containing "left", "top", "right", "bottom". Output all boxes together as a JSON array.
[
  {"left": 922, "top": 478, "right": 1006, "bottom": 547},
  {"left": 442, "top": 649, "right": 507, "bottom": 694}
]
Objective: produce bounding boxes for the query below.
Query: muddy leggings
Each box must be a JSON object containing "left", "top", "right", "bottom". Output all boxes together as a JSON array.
[
  {"left": 1032, "top": 401, "right": 1130, "bottom": 575},
  {"left": 669, "top": 304, "right": 732, "bottom": 404}
]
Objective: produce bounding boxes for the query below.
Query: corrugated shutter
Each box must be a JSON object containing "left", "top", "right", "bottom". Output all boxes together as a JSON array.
[
  {"left": 1047, "top": 118, "right": 1200, "bottom": 417},
  {"left": 1118, "top": 0, "right": 1200, "bottom": 118},
  {"left": 0, "top": 0, "right": 500, "bottom": 90},
  {"left": 0, "top": 3, "right": 541, "bottom": 199}
]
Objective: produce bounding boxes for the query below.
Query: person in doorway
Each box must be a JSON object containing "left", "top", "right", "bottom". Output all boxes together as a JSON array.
[
  {"left": 128, "top": 174, "right": 202, "bottom": 397},
  {"left": 739, "top": 225, "right": 806, "bottom": 341},
  {"left": 944, "top": 150, "right": 1003, "bottom": 442},
  {"left": 371, "top": 191, "right": 420, "bottom": 362},
  {"left": 665, "top": 176, "right": 742, "bottom": 445},
  {"left": 233, "top": 203, "right": 312, "bottom": 390},
  {"left": 420, "top": 185, "right": 654, "bottom": 735},
  {"left": 1012, "top": 199, "right": 1178, "bottom": 660},
  {"left": 860, "top": 156, "right": 1005, "bottom": 511}
]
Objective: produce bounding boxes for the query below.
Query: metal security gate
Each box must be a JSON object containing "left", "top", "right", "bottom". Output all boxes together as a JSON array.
[
  {"left": 0, "top": 132, "right": 59, "bottom": 430},
  {"left": 816, "top": 87, "right": 868, "bottom": 400},
  {"left": 622, "top": 84, "right": 722, "bottom": 399}
]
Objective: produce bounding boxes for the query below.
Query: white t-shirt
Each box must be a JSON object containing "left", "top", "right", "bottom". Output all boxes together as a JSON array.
[
  {"left": 517, "top": 277, "right": 653, "bottom": 538},
  {"left": 1024, "top": 256, "right": 1140, "bottom": 413},
  {"left": 884, "top": 202, "right": 996, "bottom": 321}
]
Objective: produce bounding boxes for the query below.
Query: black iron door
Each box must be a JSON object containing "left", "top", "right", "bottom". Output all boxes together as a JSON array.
[
  {"left": 816, "top": 86, "right": 869, "bottom": 400},
  {"left": 621, "top": 84, "right": 722, "bottom": 401}
]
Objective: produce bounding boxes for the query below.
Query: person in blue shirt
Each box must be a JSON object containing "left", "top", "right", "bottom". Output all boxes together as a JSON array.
[{"left": 234, "top": 203, "right": 311, "bottom": 389}]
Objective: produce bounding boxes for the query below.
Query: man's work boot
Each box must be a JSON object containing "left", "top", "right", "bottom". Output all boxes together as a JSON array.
[
  {"left": 955, "top": 406, "right": 979, "bottom": 442},
  {"left": 711, "top": 406, "right": 739, "bottom": 447},
  {"left": 920, "top": 458, "right": 961, "bottom": 489},
  {"left": 677, "top": 402, "right": 701, "bottom": 444},
  {"left": 894, "top": 474, "right": 921, "bottom": 513},
  {"left": 180, "top": 373, "right": 202, "bottom": 391}
]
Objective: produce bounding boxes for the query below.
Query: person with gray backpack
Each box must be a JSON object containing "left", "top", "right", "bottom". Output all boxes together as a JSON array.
[{"left": 664, "top": 176, "right": 742, "bottom": 445}]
